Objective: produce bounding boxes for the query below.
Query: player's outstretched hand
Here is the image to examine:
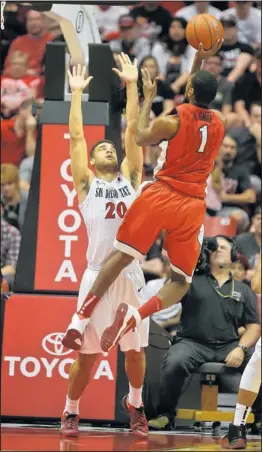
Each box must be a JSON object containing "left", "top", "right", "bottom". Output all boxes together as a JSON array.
[
  {"left": 67, "top": 65, "right": 93, "bottom": 92},
  {"left": 141, "top": 68, "right": 159, "bottom": 100},
  {"left": 196, "top": 39, "right": 224, "bottom": 60},
  {"left": 112, "top": 52, "right": 138, "bottom": 83}
]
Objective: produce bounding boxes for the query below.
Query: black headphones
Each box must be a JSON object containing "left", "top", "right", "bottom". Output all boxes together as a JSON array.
[{"left": 215, "top": 235, "right": 238, "bottom": 263}]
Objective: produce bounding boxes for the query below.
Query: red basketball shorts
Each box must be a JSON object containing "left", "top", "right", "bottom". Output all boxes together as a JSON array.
[{"left": 114, "top": 181, "right": 206, "bottom": 282}]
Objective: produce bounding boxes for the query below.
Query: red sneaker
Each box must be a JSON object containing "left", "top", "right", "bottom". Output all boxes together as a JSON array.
[
  {"left": 101, "top": 303, "right": 140, "bottom": 353},
  {"left": 61, "top": 412, "right": 79, "bottom": 437},
  {"left": 122, "top": 395, "right": 149, "bottom": 438},
  {"left": 220, "top": 424, "right": 247, "bottom": 449},
  {"left": 62, "top": 329, "right": 82, "bottom": 351}
]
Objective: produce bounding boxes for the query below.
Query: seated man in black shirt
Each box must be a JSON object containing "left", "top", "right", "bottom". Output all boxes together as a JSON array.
[
  {"left": 149, "top": 236, "right": 260, "bottom": 430},
  {"left": 232, "top": 48, "right": 261, "bottom": 127}
]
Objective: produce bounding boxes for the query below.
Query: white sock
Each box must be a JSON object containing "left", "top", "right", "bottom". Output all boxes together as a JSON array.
[
  {"left": 233, "top": 403, "right": 251, "bottom": 426},
  {"left": 128, "top": 384, "right": 142, "bottom": 408},
  {"left": 63, "top": 395, "right": 80, "bottom": 415}
]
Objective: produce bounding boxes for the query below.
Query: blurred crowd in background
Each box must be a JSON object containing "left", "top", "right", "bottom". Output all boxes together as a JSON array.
[{"left": 1, "top": 2, "right": 261, "bottom": 327}]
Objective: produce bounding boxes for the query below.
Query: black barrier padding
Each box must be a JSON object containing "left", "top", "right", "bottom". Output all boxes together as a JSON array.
[
  {"left": 89, "top": 44, "right": 120, "bottom": 103},
  {"left": 40, "top": 101, "right": 109, "bottom": 126},
  {"left": 14, "top": 127, "right": 42, "bottom": 293},
  {"left": 45, "top": 42, "right": 66, "bottom": 101}
]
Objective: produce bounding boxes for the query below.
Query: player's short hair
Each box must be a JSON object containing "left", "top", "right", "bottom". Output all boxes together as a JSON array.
[
  {"left": 191, "top": 70, "right": 218, "bottom": 107},
  {"left": 90, "top": 139, "right": 116, "bottom": 158}
]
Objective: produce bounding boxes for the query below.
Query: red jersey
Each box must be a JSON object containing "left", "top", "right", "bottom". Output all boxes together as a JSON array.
[
  {"left": 1, "top": 118, "right": 26, "bottom": 166},
  {"left": 154, "top": 103, "right": 225, "bottom": 199},
  {"left": 4, "top": 32, "right": 53, "bottom": 75}
]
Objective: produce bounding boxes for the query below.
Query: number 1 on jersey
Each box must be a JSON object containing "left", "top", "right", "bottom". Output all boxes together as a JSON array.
[{"left": 197, "top": 125, "right": 208, "bottom": 153}]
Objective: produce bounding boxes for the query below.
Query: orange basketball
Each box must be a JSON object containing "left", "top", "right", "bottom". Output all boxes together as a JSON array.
[{"left": 186, "top": 14, "right": 223, "bottom": 51}]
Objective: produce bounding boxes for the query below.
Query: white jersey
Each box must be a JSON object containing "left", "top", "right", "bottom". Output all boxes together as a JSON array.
[{"left": 79, "top": 174, "right": 136, "bottom": 270}]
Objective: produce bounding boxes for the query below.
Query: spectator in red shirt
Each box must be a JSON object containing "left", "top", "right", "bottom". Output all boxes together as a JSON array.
[
  {"left": 1, "top": 101, "right": 37, "bottom": 166},
  {"left": 4, "top": 9, "right": 54, "bottom": 76},
  {"left": 1, "top": 51, "right": 43, "bottom": 117}
]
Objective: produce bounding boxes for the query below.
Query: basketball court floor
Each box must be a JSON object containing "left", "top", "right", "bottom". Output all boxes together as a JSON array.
[{"left": 1, "top": 424, "right": 261, "bottom": 451}]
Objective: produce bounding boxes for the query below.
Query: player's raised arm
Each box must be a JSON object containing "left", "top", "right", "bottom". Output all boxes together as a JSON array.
[
  {"left": 189, "top": 39, "right": 224, "bottom": 76},
  {"left": 115, "top": 53, "right": 143, "bottom": 190},
  {"left": 68, "top": 65, "right": 94, "bottom": 204},
  {"left": 135, "top": 69, "right": 178, "bottom": 147}
]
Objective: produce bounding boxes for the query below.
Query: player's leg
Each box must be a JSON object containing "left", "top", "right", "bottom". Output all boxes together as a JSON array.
[
  {"left": 122, "top": 349, "right": 148, "bottom": 437},
  {"left": 63, "top": 183, "right": 162, "bottom": 349},
  {"left": 61, "top": 353, "right": 99, "bottom": 437},
  {"left": 118, "top": 265, "right": 149, "bottom": 436},
  {"left": 221, "top": 338, "right": 262, "bottom": 449},
  {"left": 62, "top": 268, "right": 119, "bottom": 435},
  {"left": 100, "top": 192, "right": 205, "bottom": 352}
]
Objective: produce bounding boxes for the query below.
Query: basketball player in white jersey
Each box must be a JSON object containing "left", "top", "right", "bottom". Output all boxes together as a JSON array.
[
  {"left": 222, "top": 255, "right": 261, "bottom": 449},
  {"left": 61, "top": 55, "right": 149, "bottom": 438}
]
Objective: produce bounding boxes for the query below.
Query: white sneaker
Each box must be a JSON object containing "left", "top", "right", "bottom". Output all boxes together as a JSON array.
[{"left": 62, "top": 314, "right": 90, "bottom": 351}]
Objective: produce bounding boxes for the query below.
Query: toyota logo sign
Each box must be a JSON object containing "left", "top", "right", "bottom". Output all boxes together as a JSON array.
[{"left": 42, "top": 333, "right": 72, "bottom": 356}]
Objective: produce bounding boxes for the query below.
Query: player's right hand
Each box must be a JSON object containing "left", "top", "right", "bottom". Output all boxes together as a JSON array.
[
  {"left": 196, "top": 39, "right": 224, "bottom": 60},
  {"left": 112, "top": 52, "right": 138, "bottom": 83},
  {"left": 67, "top": 65, "right": 93, "bottom": 92}
]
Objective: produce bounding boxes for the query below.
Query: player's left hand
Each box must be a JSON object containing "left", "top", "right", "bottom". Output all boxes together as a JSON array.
[
  {"left": 141, "top": 68, "right": 159, "bottom": 100},
  {"left": 112, "top": 53, "right": 138, "bottom": 83},
  {"left": 196, "top": 39, "right": 224, "bottom": 60},
  {"left": 225, "top": 347, "right": 244, "bottom": 368}
]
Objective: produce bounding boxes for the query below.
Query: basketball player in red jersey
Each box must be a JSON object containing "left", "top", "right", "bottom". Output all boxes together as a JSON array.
[{"left": 65, "top": 39, "right": 226, "bottom": 353}]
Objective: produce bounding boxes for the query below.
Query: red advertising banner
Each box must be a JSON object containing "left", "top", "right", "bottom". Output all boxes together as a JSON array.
[
  {"left": 34, "top": 124, "right": 105, "bottom": 292},
  {"left": 1, "top": 294, "right": 117, "bottom": 419}
]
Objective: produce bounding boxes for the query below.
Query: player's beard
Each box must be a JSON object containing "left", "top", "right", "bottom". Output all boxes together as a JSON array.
[{"left": 100, "top": 161, "right": 118, "bottom": 173}]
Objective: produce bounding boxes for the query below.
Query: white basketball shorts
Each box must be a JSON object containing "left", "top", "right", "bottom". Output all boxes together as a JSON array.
[{"left": 77, "top": 263, "right": 149, "bottom": 355}]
